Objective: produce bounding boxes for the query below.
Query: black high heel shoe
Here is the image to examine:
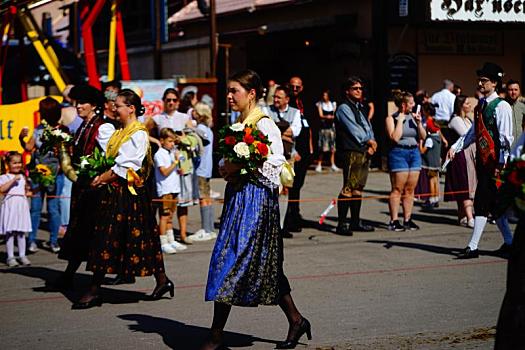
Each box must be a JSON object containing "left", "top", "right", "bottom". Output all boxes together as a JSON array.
[
  {"left": 71, "top": 295, "right": 103, "bottom": 310},
  {"left": 148, "top": 279, "right": 174, "bottom": 300},
  {"left": 275, "top": 317, "right": 312, "bottom": 349}
]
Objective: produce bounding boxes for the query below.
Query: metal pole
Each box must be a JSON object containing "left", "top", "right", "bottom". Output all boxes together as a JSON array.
[
  {"left": 154, "top": 0, "right": 162, "bottom": 79},
  {"left": 209, "top": 0, "right": 217, "bottom": 77},
  {"left": 108, "top": 0, "right": 117, "bottom": 81}
]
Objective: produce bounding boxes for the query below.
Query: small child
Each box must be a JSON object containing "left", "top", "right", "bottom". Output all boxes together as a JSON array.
[
  {"left": 191, "top": 103, "right": 216, "bottom": 240},
  {"left": 0, "top": 151, "right": 32, "bottom": 267},
  {"left": 419, "top": 106, "right": 443, "bottom": 209},
  {"left": 154, "top": 128, "right": 186, "bottom": 254}
]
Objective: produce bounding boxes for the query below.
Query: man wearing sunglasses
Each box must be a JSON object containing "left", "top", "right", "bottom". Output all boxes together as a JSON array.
[
  {"left": 447, "top": 62, "right": 514, "bottom": 259},
  {"left": 333, "top": 76, "right": 376, "bottom": 236}
]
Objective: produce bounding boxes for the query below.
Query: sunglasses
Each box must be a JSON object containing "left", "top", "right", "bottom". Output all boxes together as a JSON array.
[
  {"left": 165, "top": 98, "right": 178, "bottom": 102},
  {"left": 350, "top": 86, "right": 363, "bottom": 91},
  {"left": 478, "top": 78, "right": 490, "bottom": 84}
]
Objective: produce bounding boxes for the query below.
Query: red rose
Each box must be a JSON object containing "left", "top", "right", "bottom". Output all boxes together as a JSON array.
[
  {"left": 257, "top": 142, "right": 269, "bottom": 156},
  {"left": 224, "top": 136, "right": 236, "bottom": 146},
  {"left": 243, "top": 134, "right": 255, "bottom": 144}
]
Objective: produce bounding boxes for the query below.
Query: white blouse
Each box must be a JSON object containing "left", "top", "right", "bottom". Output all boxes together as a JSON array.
[
  {"left": 97, "top": 123, "right": 116, "bottom": 151},
  {"left": 100, "top": 129, "right": 149, "bottom": 180},
  {"left": 256, "top": 117, "right": 286, "bottom": 188}
]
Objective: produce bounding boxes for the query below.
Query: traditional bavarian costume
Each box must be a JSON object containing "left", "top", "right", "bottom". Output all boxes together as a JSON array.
[{"left": 86, "top": 121, "right": 165, "bottom": 277}]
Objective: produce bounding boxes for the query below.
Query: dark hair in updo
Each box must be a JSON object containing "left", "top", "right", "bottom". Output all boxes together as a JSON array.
[
  {"left": 229, "top": 69, "right": 264, "bottom": 100},
  {"left": 392, "top": 89, "right": 413, "bottom": 108},
  {"left": 118, "top": 89, "right": 145, "bottom": 116}
]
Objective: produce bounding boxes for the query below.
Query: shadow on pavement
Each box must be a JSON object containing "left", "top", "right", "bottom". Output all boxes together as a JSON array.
[
  {"left": 367, "top": 240, "right": 506, "bottom": 258},
  {"left": 0, "top": 266, "right": 147, "bottom": 304},
  {"left": 118, "top": 314, "right": 279, "bottom": 349}
]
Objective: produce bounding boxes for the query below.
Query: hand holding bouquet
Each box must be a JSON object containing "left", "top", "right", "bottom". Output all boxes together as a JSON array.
[
  {"left": 76, "top": 147, "right": 115, "bottom": 179},
  {"left": 217, "top": 122, "right": 271, "bottom": 177}
]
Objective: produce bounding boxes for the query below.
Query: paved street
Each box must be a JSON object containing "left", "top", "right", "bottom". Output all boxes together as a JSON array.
[{"left": 0, "top": 170, "right": 508, "bottom": 349}]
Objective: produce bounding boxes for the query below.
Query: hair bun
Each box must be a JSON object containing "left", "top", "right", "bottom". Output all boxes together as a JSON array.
[{"left": 138, "top": 105, "right": 146, "bottom": 117}]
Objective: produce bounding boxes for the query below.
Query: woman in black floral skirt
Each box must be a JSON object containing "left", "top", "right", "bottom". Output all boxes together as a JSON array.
[{"left": 72, "top": 89, "right": 173, "bottom": 309}]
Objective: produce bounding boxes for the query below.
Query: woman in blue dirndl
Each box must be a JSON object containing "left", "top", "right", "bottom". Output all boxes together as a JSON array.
[{"left": 201, "top": 70, "right": 311, "bottom": 350}]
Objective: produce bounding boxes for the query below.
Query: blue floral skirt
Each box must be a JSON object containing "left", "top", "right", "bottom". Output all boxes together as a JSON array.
[{"left": 205, "top": 181, "right": 290, "bottom": 306}]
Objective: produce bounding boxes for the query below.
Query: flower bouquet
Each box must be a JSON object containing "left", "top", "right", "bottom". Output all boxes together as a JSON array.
[
  {"left": 39, "top": 120, "right": 72, "bottom": 154},
  {"left": 76, "top": 147, "right": 115, "bottom": 180},
  {"left": 217, "top": 122, "right": 271, "bottom": 177},
  {"left": 495, "top": 156, "right": 525, "bottom": 217},
  {"left": 29, "top": 164, "right": 56, "bottom": 191}
]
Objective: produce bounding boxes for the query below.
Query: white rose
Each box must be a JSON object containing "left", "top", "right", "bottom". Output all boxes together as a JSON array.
[
  {"left": 80, "top": 159, "right": 89, "bottom": 169},
  {"left": 230, "top": 123, "right": 244, "bottom": 132},
  {"left": 233, "top": 142, "right": 250, "bottom": 158},
  {"left": 51, "top": 129, "right": 61, "bottom": 136}
]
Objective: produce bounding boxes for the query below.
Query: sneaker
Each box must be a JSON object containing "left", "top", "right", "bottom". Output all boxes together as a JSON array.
[
  {"left": 404, "top": 219, "right": 420, "bottom": 231},
  {"left": 6, "top": 257, "right": 19, "bottom": 268},
  {"left": 208, "top": 231, "right": 218, "bottom": 239},
  {"left": 18, "top": 256, "right": 31, "bottom": 266},
  {"left": 210, "top": 190, "right": 221, "bottom": 199},
  {"left": 171, "top": 240, "right": 187, "bottom": 252},
  {"left": 331, "top": 164, "right": 341, "bottom": 172},
  {"left": 315, "top": 164, "right": 323, "bottom": 173},
  {"left": 28, "top": 242, "right": 39, "bottom": 253},
  {"left": 459, "top": 217, "right": 468, "bottom": 227},
  {"left": 161, "top": 243, "right": 177, "bottom": 254},
  {"left": 467, "top": 218, "right": 475, "bottom": 228},
  {"left": 186, "top": 229, "right": 213, "bottom": 243},
  {"left": 388, "top": 220, "right": 405, "bottom": 232},
  {"left": 50, "top": 243, "right": 61, "bottom": 253}
]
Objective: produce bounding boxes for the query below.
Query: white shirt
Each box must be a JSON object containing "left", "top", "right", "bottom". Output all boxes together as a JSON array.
[
  {"left": 101, "top": 130, "right": 149, "bottom": 180},
  {"left": 97, "top": 123, "right": 116, "bottom": 152},
  {"left": 154, "top": 147, "right": 181, "bottom": 196},
  {"left": 451, "top": 92, "right": 514, "bottom": 163},
  {"left": 448, "top": 115, "right": 472, "bottom": 137},
  {"left": 152, "top": 111, "right": 190, "bottom": 132},
  {"left": 431, "top": 88, "right": 456, "bottom": 122}
]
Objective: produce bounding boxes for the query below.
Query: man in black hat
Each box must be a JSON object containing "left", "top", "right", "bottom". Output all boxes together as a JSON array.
[{"left": 447, "top": 62, "right": 514, "bottom": 259}]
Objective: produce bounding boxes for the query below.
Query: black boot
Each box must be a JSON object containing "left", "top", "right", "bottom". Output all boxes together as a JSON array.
[{"left": 350, "top": 199, "right": 374, "bottom": 232}]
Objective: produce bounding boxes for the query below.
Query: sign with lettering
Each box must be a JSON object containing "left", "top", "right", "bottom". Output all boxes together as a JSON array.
[
  {"left": 418, "top": 29, "right": 503, "bottom": 55},
  {"left": 0, "top": 97, "right": 61, "bottom": 153},
  {"left": 431, "top": 0, "right": 525, "bottom": 22}
]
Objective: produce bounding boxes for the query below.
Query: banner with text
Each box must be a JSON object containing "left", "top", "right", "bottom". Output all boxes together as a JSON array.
[
  {"left": 431, "top": 0, "right": 525, "bottom": 22},
  {"left": 0, "top": 96, "right": 62, "bottom": 153}
]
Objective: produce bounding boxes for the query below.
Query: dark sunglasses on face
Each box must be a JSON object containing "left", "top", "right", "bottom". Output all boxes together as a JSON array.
[
  {"left": 165, "top": 98, "right": 178, "bottom": 102},
  {"left": 478, "top": 78, "right": 490, "bottom": 84},
  {"left": 350, "top": 86, "right": 363, "bottom": 91}
]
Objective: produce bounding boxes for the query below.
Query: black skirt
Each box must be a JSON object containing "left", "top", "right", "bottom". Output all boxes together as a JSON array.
[
  {"left": 58, "top": 183, "right": 100, "bottom": 261},
  {"left": 86, "top": 179, "right": 164, "bottom": 277}
]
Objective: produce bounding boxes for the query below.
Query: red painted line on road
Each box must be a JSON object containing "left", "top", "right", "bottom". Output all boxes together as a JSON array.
[{"left": 0, "top": 259, "right": 505, "bottom": 305}]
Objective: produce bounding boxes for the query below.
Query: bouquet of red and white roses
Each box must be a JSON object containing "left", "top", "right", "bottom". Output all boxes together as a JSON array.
[
  {"left": 217, "top": 122, "right": 271, "bottom": 176},
  {"left": 495, "top": 155, "right": 525, "bottom": 218}
]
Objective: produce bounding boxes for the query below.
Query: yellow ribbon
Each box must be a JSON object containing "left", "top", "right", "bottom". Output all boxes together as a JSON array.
[
  {"left": 126, "top": 168, "right": 144, "bottom": 196},
  {"left": 107, "top": 121, "right": 152, "bottom": 195}
]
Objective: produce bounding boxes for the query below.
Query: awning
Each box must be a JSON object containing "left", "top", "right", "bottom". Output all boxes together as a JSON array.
[{"left": 167, "top": 0, "right": 293, "bottom": 25}]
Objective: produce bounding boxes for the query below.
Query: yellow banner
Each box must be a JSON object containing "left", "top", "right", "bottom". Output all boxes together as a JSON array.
[{"left": 0, "top": 96, "right": 63, "bottom": 153}]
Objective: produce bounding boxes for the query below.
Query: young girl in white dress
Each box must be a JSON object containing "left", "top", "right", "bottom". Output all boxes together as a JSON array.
[{"left": 0, "top": 151, "right": 32, "bottom": 267}]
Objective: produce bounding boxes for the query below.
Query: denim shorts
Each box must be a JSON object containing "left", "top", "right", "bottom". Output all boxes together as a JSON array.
[{"left": 388, "top": 146, "right": 421, "bottom": 172}]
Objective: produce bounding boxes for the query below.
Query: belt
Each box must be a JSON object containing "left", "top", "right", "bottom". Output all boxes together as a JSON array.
[{"left": 394, "top": 144, "right": 418, "bottom": 149}]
